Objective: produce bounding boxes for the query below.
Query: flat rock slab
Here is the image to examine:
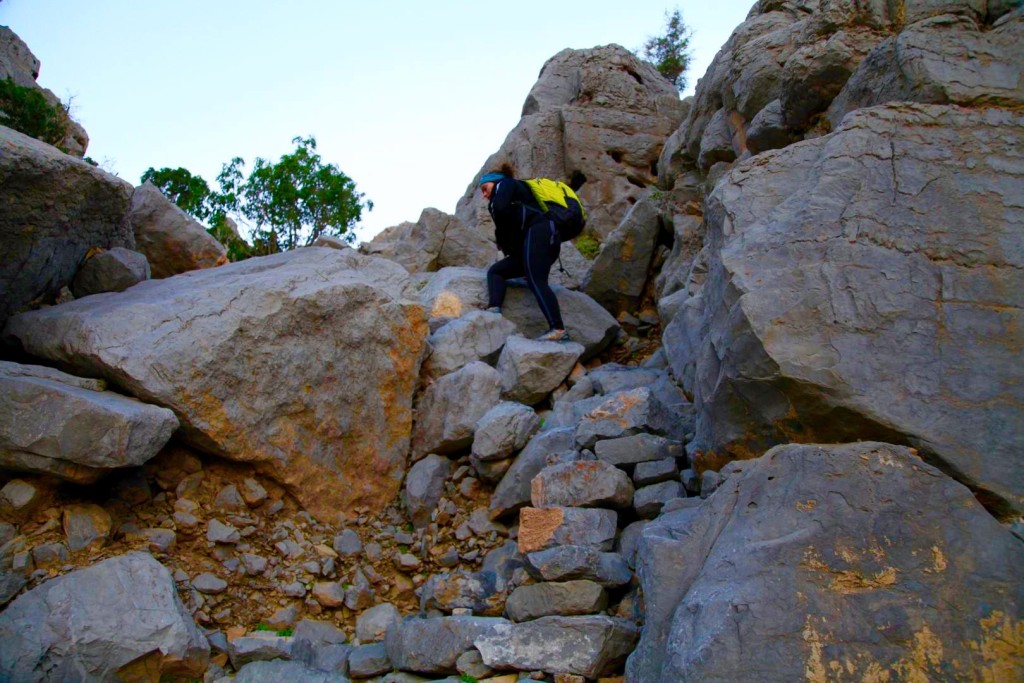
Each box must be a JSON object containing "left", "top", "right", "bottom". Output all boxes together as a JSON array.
[
  {"left": 525, "top": 545, "right": 632, "bottom": 587},
  {"left": 385, "top": 615, "right": 510, "bottom": 675},
  {"left": 594, "top": 433, "right": 683, "bottom": 467},
  {"left": 531, "top": 460, "right": 635, "bottom": 509},
  {"left": 0, "top": 361, "right": 178, "bottom": 483},
  {"left": 627, "top": 442, "right": 1024, "bottom": 682},
  {"left": 475, "top": 615, "right": 639, "bottom": 678},
  {"left": 633, "top": 480, "right": 685, "bottom": 518},
  {"left": 3, "top": 248, "right": 426, "bottom": 522},
  {"left": 496, "top": 335, "right": 585, "bottom": 405},
  {"left": 518, "top": 506, "right": 617, "bottom": 553},
  {"left": 0, "top": 551, "right": 209, "bottom": 681},
  {"left": 505, "top": 580, "right": 608, "bottom": 622}
]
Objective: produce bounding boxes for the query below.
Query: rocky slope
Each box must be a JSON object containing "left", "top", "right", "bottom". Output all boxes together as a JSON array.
[{"left": 1, "top": 2, "right": 1022, "bottom": 681}]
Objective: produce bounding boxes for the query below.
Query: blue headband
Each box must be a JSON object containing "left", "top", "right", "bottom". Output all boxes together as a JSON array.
[{"left": 479, "top": 172, "right": 505, "bottom": 185}]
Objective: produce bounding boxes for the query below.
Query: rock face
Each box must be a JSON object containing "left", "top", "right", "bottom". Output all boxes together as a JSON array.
[
  {"left": 669, "top": 103, "right": 1024, "bottom": 514},
  {"left": 360, "top": 207, "right": 498, "bottom": 272},
  {"left": 456, "top": 44, "right": 687, "bottom": 241},
  {"left": 3, "top": 248, "right": 427, "bottom": 521},
  {"left": 128, "top": 182, "right": 228, "bottom": 278},
  {"left": 0, "top": 551, "right": 209, "bottom": 681},
  {"left": 628, "top": 442, "right": 1024, "bottom": 682},
  {"left": 0, "top": 125, "right": 134, "bottom": 329},
  {"left": 0, "top": 361, "right": 179, "bottom": 483}
]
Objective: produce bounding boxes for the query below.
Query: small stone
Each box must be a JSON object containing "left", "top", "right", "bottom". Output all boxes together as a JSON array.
[
  {"left": 214, "top": 484, "right": 247, "bottom": 512},
  {"left": 193, "top": 572, "right": 228, "bottom": 594},
  {"left": 132, "top": 528, "right": 177, "bottom": 553},
  {"left": 633, "top": 481, "right": 685, "bottom": 518},
  {"left": 394, "top": 552, "right": 421, "bottom": 572},
  {"left": 455, "top": 523, "right": 473, "bottom": 541},
  {"left": 364, "top": 541, "right": 382, "bottom": 562},
  {"left": 241, "top": 553, "right": 268, "bottom": 576},
  {"left": 240, "top": 478, "right": 268, "bottom": 506},
  {"left": 349, "top": 642, "right": 391, "bottom": 678},
  {"left": 266, "top": 604, "right": 300, "bottom": 630},
  {"left": 593, "top": 433, "right": 682, "bottom": 466},
  {"left": 281, "top": 581, "right": 306, "bottom": 598},
  {"left": 457, "top": 648, "right": 494, "bottom": 679},
  {"left": 31, "top": 542, "right": 69, "bottom": 569},
  {"left": 62, "top": 504, "right": 112, "bottom": 552},
  {"left": 344, "top": 569, "right": 374, "bottom": 611},
  {"left": 680, "top": 468, "right": 700, "bottom": 494},
  {"left": 0, "top": 480, "right": 41, "bottom": 514},
  {"left": 438, "top": 548, "right": 461, "bottom": 568},
  {"left": 312, "top": 581, "right": 346, "bottom": 608},
  {"left": 700, "top": 470, "right": 724, "bottom": 498},
  {"left": 207, "top": 519, "right": 240, "bottom": 544}
]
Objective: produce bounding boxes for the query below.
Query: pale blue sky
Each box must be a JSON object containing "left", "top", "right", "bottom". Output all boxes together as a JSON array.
[{"left": 2, "top": 0, "right": 753, "bottom": 243}]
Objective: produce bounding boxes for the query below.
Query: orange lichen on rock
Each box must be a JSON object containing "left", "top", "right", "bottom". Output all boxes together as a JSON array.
[{"left": 518, "top": 507, "right": 565, "bottom": 553}]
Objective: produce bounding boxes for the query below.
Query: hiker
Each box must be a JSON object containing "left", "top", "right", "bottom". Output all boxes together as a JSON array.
[{"left": 478, "top": 170, "right": 569, "bottom": 342}]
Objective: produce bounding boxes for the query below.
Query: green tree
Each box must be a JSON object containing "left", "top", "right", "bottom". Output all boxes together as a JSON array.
[
  {"left": 641, "top": 8, "right": 693, "bottom": 92},
  {"left": 139, "top": 136, "right": 371, "bottom": 258},
  {"left": 220, "top": 136, "right": 372, "bottom": 252},
  {"left": 0, "top": 78, "right": 72, "bottom": 149},
  {"left": 140, "top": 166, "right": 214, "bottom": 222}
]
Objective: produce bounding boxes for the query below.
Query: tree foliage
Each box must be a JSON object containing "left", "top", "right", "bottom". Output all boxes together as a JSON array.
[
  {"left": 141, "top": 136, "right": 371, "bottom": 258},
  {"left": 641, "top": 8, "right": 693, "bottom": 92},
  {"left": 0, "top": 78, "right": 71, "bottom": 149}
]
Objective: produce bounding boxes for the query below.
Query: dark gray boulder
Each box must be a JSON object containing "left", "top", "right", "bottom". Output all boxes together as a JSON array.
[
  {"left": 627, "top": 442, "right": 1024, "bottom": 682},
  {"left": 384, "top": 616, "right": 509, "bottom": 675},
  {"left": 0, "top": 125, "right": 134, "bottom": 329}
]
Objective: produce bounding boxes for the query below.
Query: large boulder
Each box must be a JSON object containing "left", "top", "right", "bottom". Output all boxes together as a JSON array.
[
  {"left": 70, "top": 246, "right": 151, "bottom": 298},
  {"left": 626, "top": 442, "right": 1024, "bottom": 682},
  {"left": 0, "top": 361, "right": 178, "bottom": 483},
  {"left": 359, "top": 207, "right": 498, "bottom": 272},
  {"left": 418, "top": 267, "right": 619, "bottom": 360},
  {"left": 0, "top": 551, "right": 209, "bottom": 681},
  {"left": 455, "top": 44, "right": 687, "bottom": 241},
  {"left": 412, "top": 361, "right": 502, "bottom": 459},
  {"left": 668, "top": 103, "right": 1024, "bottom": 514},
  {"left": 422, "top": 310, "right": 517, "bottom": 379},
  {"left": 489, "top": 427, "right": 577, "bottom": 520},
  {"left": 3, "top": 248, "right": 427, "bottom": 522},
  {"left": 0, "top": 125, "right": 134, "bottom": 329},
  {"left": 496, "top": 335, "right": 584, "bottom": 405},
  {"left": 127, "top": 182, "right": 228, "bottom": 278}
]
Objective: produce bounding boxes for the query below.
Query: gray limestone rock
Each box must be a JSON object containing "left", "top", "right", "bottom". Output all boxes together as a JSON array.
[
  {"left": 412, "top": 361, "right": 502, "bottom": 459},
  {"left": 71, "top": 246, "right": 150, "bottom": 298},
  {"left": 418, "top": 267, "right": 619, "bottom": 360},
  {"left": 0, "top": 126, "right": 133, "bottom": 329},
  {"left": 227, "top": 633, "right": 295, "bottom": 669},
  {"left": 423, "top": 310, "right": 517, "bottom": 379},
  {"left": 3, "top": 248, "right": 426, "bottom": 523},
  {"left": 677, "top": 103, "right": 1024, "bottom": 514},
  {"left": 419, "top": 570, "right": 508, "bottom": 617},
  {"left": 349, "top": 641, "right": 391, "bottom": 677},
  {"left": 292, "top": 619, "right": 350, "bottom": 674},
  {"left": 471, "top": 401, "right": 540, "bottom": 462},
  {"left": 193, "top": 572, "right": 228, "bottom": 595},
  {"left": 524, "top": 545, "right": 632, "bottom": 587},
  {"left": 474, "top": 615, "right": 639, "bottom": 678},
  {"left": 627, "top": 442, "right": 1024, "bottom": 682},
  {"left": 582, "top": 193, "right": 662, "bottom": 314},
  {"left": 0, "top": 551, "right": 209, "bottom": 680},
  {"left": 489, "top": 428, "right": 577, "bottom": 520},
  {"left": 403, "top": 453, "right": 454, "bottom": 529},
  {"left": 517, "top": 506, "right": 617, "bottom": 553},
  {"left": 226, "top": 660, "right": 348, "bottom": 683},
  {"left": 633, "top": 457, "right": 679, "bottom": 486},
  {"left": 360, "top": 207, "right": 499, "bottom": 273},
  {"left": 0, "top": 362, "right": 178, "bottom": 483},
  {"left": 531, "top": 460, "right": 635, "bottom": 509},
  {"left": 384, "top": 615, "right": 510, "bottom": 675},
  {"left": 633, "top": 480, "right": 685, "bottom": 519},
  {"left": 334, "top": 529, "right": 363, "bottom": 558},
  {"left": 745, "top": 99, "right": 795, "bottom": 155},
  {"left": 127, "top": 181, "right": 227, "bottom": 279},
  {"left": 505, "top": 580, "right": 608, "bottom": 622},
  {"left": 356, "top": 603, "right": 400, "bottom": 643},
  {"left": 594, "top": 433, "right": 683, "bottom": 467},
  {"left": 62, "top": 504, "right": 112, "bottom": 552},
  {"left": 496, "top": 336, "right": 585, "bottom": 405},
  {"left": 574, "top": 387, "right": 674, "bottom": 450}
]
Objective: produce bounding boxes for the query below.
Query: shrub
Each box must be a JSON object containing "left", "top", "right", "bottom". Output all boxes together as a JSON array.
[{"left": 0, "top": 78, "right": 71, "bottom": 149}]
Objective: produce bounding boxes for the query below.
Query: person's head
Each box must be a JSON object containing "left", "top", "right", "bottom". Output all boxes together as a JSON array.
[{"left": 478, "top": 172, "right": 505, "bottom": 200}]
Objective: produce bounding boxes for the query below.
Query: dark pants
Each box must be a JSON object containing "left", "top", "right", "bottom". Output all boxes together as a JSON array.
[{"left": 487, "top": 220, "right": 563, "bottom": 330}]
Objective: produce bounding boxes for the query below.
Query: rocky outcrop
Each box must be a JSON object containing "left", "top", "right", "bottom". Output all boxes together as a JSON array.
[
  {"left": 0, "top": 27, "right": 89, "bottom": 156},
  {"left": 455, "top": 44, "right": 688, "bottom": 241},
  {"left": 668, "top": 103, "right": 1024, "bottom": 514},
  {"left": 0, "top": 361, "right": 178, "bottom": 482},
  {"left": 0, "top": 125, "right": 135, "bottom": 329},
  {"left": 3, "top": 248, "right": 427, "bottom": 521},
  {"left": 128, "top": 182, "right": 228, "bottom": 278},
  {"left": 0, "top": 551, "right": 209, "bottom": 681},
  {"left": 627, "top": 442, "right": 1024, "bottom": 682},
  {"left": 360, "top": 207, "right": 498, "bottom": 272}
]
